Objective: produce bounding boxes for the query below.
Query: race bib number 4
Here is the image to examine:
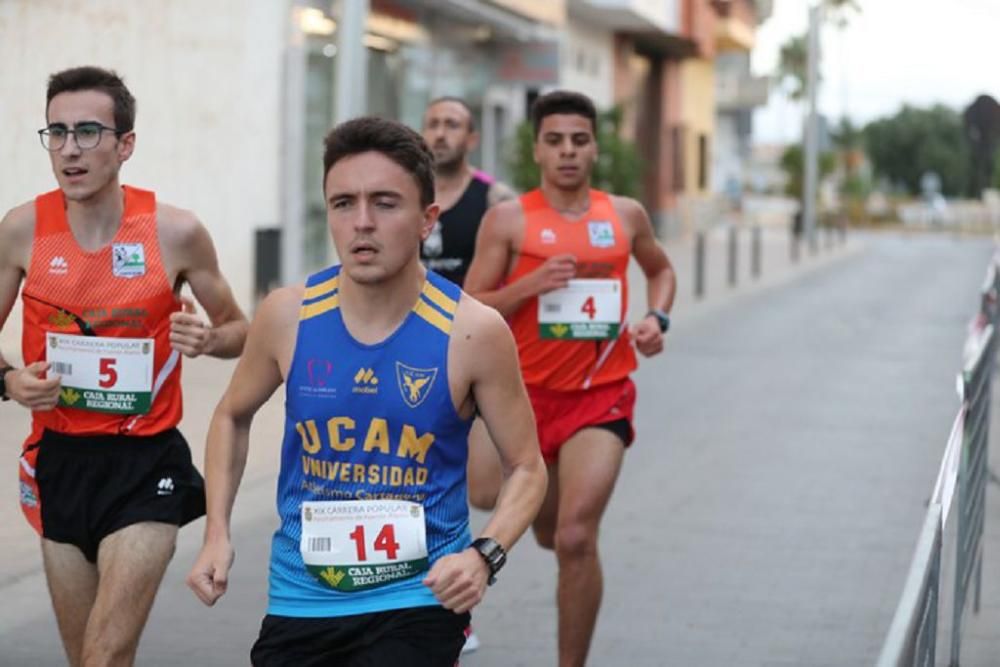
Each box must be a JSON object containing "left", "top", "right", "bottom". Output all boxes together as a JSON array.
[
  {"left": 538, "top": 279, "right": 622, "bottom": 340},
  {"left": 301, "top": 500, "right": 429, "bottom": 592},
  {"left": 46, "top": 333, "right": 154, "bottom": 414}
]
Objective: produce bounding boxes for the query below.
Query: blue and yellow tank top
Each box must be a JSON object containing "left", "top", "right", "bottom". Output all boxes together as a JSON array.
[{"left": 267, "top": 265, "right": 473, "bottom": 617}]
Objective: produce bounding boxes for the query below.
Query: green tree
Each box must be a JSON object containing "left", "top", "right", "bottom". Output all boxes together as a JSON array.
[
  {"left": 830, "top": 116, "right": 869, "bottom": 198},
  {"left": 780, "top": 144, "right": 836, "bottom": 199},
  {"left": 864, "top": 105, "right": 969, "bottom": 196},
  {"left": 776, "top": 35, "right": 809, "bottom": 101},
  {"left": 507, "top": 106, "right": 641, "bottom": 197}
]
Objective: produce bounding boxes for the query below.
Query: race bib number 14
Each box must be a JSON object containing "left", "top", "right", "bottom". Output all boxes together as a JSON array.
[{"left": 300, "top": 500, "right": 429, "bottom": 592}]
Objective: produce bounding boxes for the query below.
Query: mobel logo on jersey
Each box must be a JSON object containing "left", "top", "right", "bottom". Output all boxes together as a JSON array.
[{"left": 353, "top": 368, "right": 379, "bottom": 395}]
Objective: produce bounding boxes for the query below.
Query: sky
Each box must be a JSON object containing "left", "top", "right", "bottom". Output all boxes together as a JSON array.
[{"left": 751, "top": 0, "right": 1000, "bottom": 144}]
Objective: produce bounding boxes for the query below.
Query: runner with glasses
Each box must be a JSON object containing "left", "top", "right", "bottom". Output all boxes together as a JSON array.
[
  {"left": 0, "top": 66, "right": 248, "bottom": 667},
  {"left": 38, "top": 121, "right": 124, "bottom": 151}
]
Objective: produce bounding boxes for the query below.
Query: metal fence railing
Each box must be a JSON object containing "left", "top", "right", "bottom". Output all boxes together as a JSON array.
[
  {"left": 951, "top": 323, "right": 993, "bottom": 666},
  {"left": 877, "top": 504, "right": 943, "bottom": 667},
  {"left": 877, "top": 251, "right": 1000, "bottom": 666}
]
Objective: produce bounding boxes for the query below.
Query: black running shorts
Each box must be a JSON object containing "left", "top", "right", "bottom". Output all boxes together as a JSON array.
[
  {"left": 251, "top": 606, "right": 470, "bottom": 667},
  {"left": 33, "top": 427, "right": 206, "bottom": 562}
]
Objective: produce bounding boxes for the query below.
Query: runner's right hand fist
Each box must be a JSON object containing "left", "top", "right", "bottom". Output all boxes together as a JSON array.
[
  {"left": 187, "top": 538, "right": 235, "bottom": 606},
  {"left": 529, "top": 254, "right": 577, "bottom": 296},
  {"left": 6, "top": 362, "right": 61, "bottom": 411}
]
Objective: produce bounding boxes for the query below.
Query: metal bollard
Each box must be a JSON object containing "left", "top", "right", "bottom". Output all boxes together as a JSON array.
[
  {"left": 694, "top": 231, "right": 706, "bottom": 299},
  {"left": 727, "top": 225, "right": 738, "bottom": 288},
  {"left": 751, "top": 225, "right": 762, "bottom": 279}
]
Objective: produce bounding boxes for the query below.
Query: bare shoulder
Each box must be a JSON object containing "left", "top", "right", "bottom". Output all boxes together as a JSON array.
[
  {"left": 489, "top": 196, "right": 524, "bottom": 219},
  {"left": 609, "top": 194, "right": 654, "bottom": 240},
  {"left": 0, "top": 202, "right": 37, "bottom": 266},
  {"left": 451, "top": 292, "right": 515, "bottom": 359},
  {"left": 487, "top": 180, "right": 518, "bottom": 206},
  {"left": 609, "top": 195, "right": 649, "bottom": 225},
  {"left": 483, "top": 197, "right": 525, "bottom": 236},
  {"left": 156, "top": 202, "right": 209, "bottom": 250},
  {"left": 255, "top": 284, "right": 304, "bottom": 329}
]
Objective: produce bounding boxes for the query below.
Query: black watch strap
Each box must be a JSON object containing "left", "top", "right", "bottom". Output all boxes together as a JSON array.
[
  {"left": 647, "top": 308, "right": 670, "bottom": 333},
  {"left": 0, "top": 366, "right": 15, "bottom": 401},
  {"left": 471, "top": 537, "right": 507, "bottom": 586}
]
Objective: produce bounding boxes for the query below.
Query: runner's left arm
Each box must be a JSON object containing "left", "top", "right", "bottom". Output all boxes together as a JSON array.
[
  {"left": 620, "top": 197, "right": 676, "bottom": 357},
  {"left": 423, "top": 301, "right": 546, "bottom": 613},
  {"left": 164, "top": 210, "right": 249, "bottom": 359}
]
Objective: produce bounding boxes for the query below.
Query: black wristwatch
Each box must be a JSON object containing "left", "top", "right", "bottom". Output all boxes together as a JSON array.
[
  {"left": 0, "top": 366, "right": 15, "bottom": 401},
  {"left": 470, "top": 537, "right": 507, "bottom": 586},
  {"left": 647, "top": 309, "right": 670, "bottom": 333}
]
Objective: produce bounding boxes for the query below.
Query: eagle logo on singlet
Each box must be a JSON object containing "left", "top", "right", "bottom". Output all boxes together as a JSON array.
[{"left": 395, "top": 362, "right": 438, "bottom": 408}]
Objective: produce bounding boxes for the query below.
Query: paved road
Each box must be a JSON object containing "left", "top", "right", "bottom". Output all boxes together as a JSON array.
[{"left": 1, "top": 232, "right": 997, "bottom": 666}]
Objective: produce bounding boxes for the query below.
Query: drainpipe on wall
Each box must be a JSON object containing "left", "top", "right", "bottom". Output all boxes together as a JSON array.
[{"left": 281, "top": 8, "right": 308, "bottom": 287}]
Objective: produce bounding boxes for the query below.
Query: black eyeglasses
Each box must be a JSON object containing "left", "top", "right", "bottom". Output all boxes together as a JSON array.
[
  {"left": 38, "top": 122, "right": 123, "bottom": 152},
  {"left": 23, "top": 293, "right": 97, "bottom": 336}
]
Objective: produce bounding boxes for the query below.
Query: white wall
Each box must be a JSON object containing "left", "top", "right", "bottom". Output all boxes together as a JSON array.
[
  {"left": 560, "top": 20, "right": 614, "bottom": 110},
  {"left": 0, "top": 0, "right": 287, "bottom": 358}
]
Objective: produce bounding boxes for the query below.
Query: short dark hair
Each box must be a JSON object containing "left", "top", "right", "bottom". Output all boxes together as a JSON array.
[
  {"left": 323, "top": 117, "right": 435, "bottom": 208},
  {"left": 530, "top": 90, "right": 597, "bottom": 138},
  {"left": 46, "top": 66, "right": 136, "bottom": 132},
  {"left": 426, "top": 96, "right": 476, "bottom": 131}
]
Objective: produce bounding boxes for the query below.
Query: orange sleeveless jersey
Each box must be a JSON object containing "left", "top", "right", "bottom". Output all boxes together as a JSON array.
[
  {"left": 508, "top": 189, "right": 636, "bottom": 391},
  {"left": 21, "top": 186, "right": 183, "bottom": 444}
]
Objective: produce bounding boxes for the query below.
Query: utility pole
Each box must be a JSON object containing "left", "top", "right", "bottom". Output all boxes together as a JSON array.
[
  {"left": 334, "top": 0, "right": 369, "bottom": 124},
  {"left": 803, "top": 3, "right": 822, "bottom": 253}
]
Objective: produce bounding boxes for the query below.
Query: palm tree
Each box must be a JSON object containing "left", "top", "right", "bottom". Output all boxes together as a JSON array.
[{"left": 775, "top": 1, "right": 861, "bottom": 101}]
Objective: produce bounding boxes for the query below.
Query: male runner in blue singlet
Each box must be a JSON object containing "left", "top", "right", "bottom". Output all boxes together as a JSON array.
[{"left": 187, "top": 117, "right": 547, "bottom": 666}]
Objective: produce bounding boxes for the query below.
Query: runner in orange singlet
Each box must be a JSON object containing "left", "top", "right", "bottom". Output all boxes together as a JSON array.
[
  {"left": 0, "top": 67, "right": 248, "bottom": 666},
  {"left": 464, "top": 90, "right": 676, "bottom": 667}
]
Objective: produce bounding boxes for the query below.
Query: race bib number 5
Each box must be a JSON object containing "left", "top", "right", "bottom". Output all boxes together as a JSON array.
[
  {"left": 538, "top": 278, "right": 622, "bottom": 340},
  {"left": 46, "top": 333, "right": 154, "bottom": 414},
  {"left": 301, "top": 500, "right": 429, "bottom": 592}
]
